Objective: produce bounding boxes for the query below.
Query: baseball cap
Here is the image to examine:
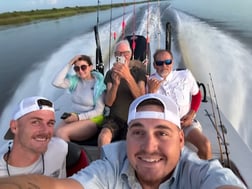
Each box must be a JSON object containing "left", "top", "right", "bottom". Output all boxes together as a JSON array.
[
  {"left": 127, "top": 93, "right": 181, "bottom": 128},
  {"left": 4, "top": 96, "right": 55, "bottom": 140}
]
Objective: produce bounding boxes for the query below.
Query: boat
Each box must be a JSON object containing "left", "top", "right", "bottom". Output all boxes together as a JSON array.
[{"left": 62, "top": 2, "right": 252, "bottom": 188}]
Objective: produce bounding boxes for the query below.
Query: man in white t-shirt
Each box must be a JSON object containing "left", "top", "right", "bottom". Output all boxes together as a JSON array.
[
  {"left": 0, "top": 96, "right": 68, "bottom": 177},
  {"left": 147, "top": 49, "right": 212, "bottom": 160}
]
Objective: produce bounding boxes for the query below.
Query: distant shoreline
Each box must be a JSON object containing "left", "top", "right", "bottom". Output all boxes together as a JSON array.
[{"left": 0, "top": 1, "right": 152, "bottom": 26}]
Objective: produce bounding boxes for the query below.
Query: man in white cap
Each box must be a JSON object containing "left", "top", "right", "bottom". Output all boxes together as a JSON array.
[
  {"left": 0, "top": 94, "right": 246, "bottom": 189},
  {"left": 0, "top": 96, "right": 68, "bottom": 177}
]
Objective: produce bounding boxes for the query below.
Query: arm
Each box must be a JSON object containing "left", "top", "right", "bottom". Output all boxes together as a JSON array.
[
  {"left": 0, "top": 175, "right": 83, "bottom": 189},
  {"left": 52, "top": 61, "right": 72, "bottom": 89},
  {"left": 52, "top": 55, "right": 81, "bottom": 89},
  {"left": 105, "top": 73, "right": 120, "bottom": 106},
  {"left": 125, "top": 72, "right": 146, "bottom": 98},
  {"left": 181, "top": 90, "right": 201, "bottom": 127},
  {"left": 191, "top": 90, "right": 201, "bottom": 112},
  {"left": 105, "top": 80, "right": 118, "bottom": 107}
]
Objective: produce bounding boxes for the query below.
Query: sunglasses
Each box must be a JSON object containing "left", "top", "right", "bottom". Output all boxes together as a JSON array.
[
  {"left": 74, "top": 65, "right": 88, "bottom": 72},
  {"left": 155, "top": 59, "right": 173, "bottom": 66}
]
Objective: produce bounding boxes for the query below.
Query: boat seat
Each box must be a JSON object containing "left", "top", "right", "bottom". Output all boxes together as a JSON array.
[{"left": 66, "top": 141, "right": 89, "bottom": 176}]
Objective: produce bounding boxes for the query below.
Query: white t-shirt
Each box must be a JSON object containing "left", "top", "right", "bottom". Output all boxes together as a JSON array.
[
  {"left": 149, "top": 69, "right": 199, "bottom": 117},
  {"left": 0, "top": 137, "right": 67, "bottom": 178}
]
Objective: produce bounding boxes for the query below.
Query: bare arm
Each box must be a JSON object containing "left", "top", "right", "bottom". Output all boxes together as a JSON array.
[
  {"left": 0, "top": 175, "right": 83, "bottom": 189},
  {"left": 52, "top": 55, "right": 81, "bottom": 88},
  {"left": 124, "top": 73, "right": 146, "bottom": 98},
  {"left": 105, "top": 81, "right": 119, "bottom": 106}
]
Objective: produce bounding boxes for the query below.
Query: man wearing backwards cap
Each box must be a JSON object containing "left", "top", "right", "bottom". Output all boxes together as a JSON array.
[
  {"left": 0, "top": 96, "right": 68, "bottom": 178},
  {"left": 0, "top": 94, "right": 246, "bottom": 189}
]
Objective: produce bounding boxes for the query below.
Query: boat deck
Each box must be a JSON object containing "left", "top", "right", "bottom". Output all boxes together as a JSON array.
[{"left": 197, "top": 97, "right": 252, "bottom": 188}]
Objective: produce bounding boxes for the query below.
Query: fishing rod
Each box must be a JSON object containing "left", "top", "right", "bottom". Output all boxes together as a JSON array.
[
  {"left": 165, "top": 22, "right": 171, "bottom": 51},
  {"left": 209, "top": 73, "right": 230, "bottom": 168},
  {"left": 206, "top": 83, "right": 224, "bottom": 165},
  {"left": 108, "top": 0, "right": 113, "bottom": 69},
  {"left": 131, "top": 0, "right": 136, "bottom": 60},
  {"left": 121, "top": 0, "right": 126, "bottom": 39},
  {"left": 145, "top": 0, "right": 151, "bottom": 75},
  {"left": 94, "top": 0, "right": 104, "bottom": 74},
  {"left": 157, "top": 0, "right": 161, "bottom": 48}
]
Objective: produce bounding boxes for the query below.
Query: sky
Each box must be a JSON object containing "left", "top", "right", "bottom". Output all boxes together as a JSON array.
[{"left": 0, "top": 0, "right": 141, "bottom": 13}]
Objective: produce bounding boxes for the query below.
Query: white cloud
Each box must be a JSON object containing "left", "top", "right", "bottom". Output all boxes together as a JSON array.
[{"left": 47, "top": 0, "right": 58, "bottom": 5}]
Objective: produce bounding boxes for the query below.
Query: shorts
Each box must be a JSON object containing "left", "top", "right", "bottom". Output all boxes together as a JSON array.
[
  {"left": 183, "top": 119, "right": 202, "bottom": 137},
  {"left": 90, "top": 115, "right": 104, "bottom": 126},
  {"left": 102, "top": 116, "right": 128, "bottom": 141}
]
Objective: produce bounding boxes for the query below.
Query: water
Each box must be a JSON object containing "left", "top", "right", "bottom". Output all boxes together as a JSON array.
[{"left": 0, "top": 1, "right": 252, "bottom": 150}]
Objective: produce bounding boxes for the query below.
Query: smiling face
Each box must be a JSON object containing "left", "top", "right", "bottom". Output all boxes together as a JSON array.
[
  {"left": 126, "top": 104, "right": 184, "bottom": 186},
  {"left": 11, "top": 110, "right": 55, "bottom": 155},
  {"left": 74, "top": 59, "right": 93, "bottom": 80}
]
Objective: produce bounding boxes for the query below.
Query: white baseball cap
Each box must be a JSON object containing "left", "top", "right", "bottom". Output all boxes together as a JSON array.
[
  {"left": 4, "top": 96, "right": 55, "bottom": 140},
  {"left": 127, "top": 93, "right": 181, "bottom": 128}
]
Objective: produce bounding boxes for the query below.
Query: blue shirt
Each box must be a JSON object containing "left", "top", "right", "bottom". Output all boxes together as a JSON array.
[{"left": 71, "top": 141, "right": 246, "bottom": 189}]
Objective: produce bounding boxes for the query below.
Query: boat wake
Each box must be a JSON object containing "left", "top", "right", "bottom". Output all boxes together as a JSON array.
[
  {"left": 0, "top": 3, "right": 251, "bottom": 151},
  {"left": 173, "top": 9, "right": 252, "bottom": 151}
]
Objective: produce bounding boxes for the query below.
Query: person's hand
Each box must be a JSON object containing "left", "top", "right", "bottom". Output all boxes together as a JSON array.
[
  {"left": 111, "top": 72, "right": 121, "bottom": 85},
  {"left": 112, "top": 62, "right": 131, "bottom": 80},
  {"left": 147, "top": 77, "right": 163, "bottom": 93},
  {"left": 69, "top": 55, "right": 81, "bottom": 65},
  {"left": 142, "top": 58, "right": 149, "bottom": 66},
  {"left": 64, "top": 113, "right": 79, "bottom": 123},
  {"left": 180, "top": 110, "right": 195, "bottom": 128}
]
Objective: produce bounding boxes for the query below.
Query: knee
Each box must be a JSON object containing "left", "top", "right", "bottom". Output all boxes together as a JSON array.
[
  {"left": 55, "top": 127, "right": 67, "bottom": 140},
  {"left": 203, "top": 138, "right": 212, "bottom": 152},
  {"left": 199, "top": 138, "right": 212, "bottom": 159},
  {"left": 98, "top": 128, "right": 112, "bottom": 140}
]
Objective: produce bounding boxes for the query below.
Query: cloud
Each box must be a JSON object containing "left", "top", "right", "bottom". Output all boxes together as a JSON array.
[
  {"left": 29, "top": 0, "right": 58, "bottom": 6},
  {"left": 47, "top": 0, "right": 58, "bottom": 5}
]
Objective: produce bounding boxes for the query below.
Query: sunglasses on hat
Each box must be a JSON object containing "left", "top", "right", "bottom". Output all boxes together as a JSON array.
[
  {"left": 155, "top": 59, "right": 172, "bottom": 66},
  {"left": 74, "top": 65, "right": 88, "bottom": 72}
]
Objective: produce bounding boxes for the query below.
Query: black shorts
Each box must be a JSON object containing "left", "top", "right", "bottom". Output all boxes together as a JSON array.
[{"left": 102, "top": 116, "right": 128, "bottom": 141}]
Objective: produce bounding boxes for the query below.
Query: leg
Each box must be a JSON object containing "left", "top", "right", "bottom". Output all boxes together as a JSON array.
[
  {"left": 184, "top": 120, "right": 212, "bottom": 160},
  {"left": 97, "top": 128, "right": 113, "bottom": 148},
  {"left": 55, "top": 120, "right": 98, "bottom": 142},
  {"left": 97, "top": 118, "right": 120, "bottom": 157},
  {"left": 97, "top": 127, "right": 113, "bottom": 158}
]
